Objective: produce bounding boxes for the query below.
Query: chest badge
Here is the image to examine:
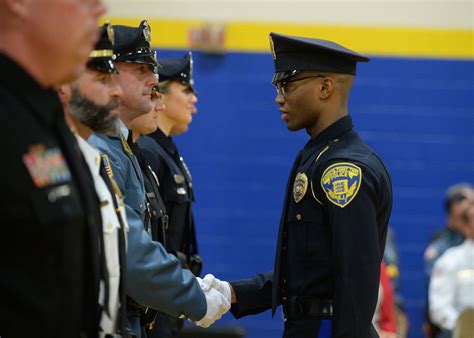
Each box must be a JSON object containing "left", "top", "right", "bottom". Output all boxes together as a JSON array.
[
  {"left": 321, "top": 162, "right": 362, "bottom": 208},
  {"left": 293, "top": 172, "right": 308, "bottom": 203}
]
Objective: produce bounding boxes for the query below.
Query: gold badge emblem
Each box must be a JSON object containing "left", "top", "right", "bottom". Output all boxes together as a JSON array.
[
  {"left": 142, "top": 20, "right": 151, "bottom": 43},
  {"left": 293, "top": 172, "right": 308, "bottom": 203},
  {"left": 269, "top": 35, "right": 276, "bottom": 60},
  {"left": 106, "top": 23, "right": 115, "bottom": 45}
]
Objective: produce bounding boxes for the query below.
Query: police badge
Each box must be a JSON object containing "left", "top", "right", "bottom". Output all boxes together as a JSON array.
[
  {"left": 269, "top": 35, "right": 277, "bottom": 60},
  {"left": 293, "top": 172, "right": 308, "bottom": 203},
  {"left": 142, "top": 20, "right": 151, "bottom": 43},
  {"left": 106, "top": 23, "right": 115, "bottom": 45}
]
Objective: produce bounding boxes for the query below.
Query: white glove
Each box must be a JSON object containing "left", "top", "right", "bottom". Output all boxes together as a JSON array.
[
  {"left": 194, "top": 277, "right": 231, "bottom": 328},
  {"left": 200, "top": 274, "right": 232, "bottom": 304}
]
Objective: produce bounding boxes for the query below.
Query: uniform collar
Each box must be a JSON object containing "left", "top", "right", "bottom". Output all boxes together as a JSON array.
[
  {"left": 76, "top": 135, "right": 101, "bottom": 176},
  {"left": 118, "top": 119, "right": 129, "bottom": 139},
  {"left": 149, "top": 127, "right": 177, "bottom": 155},
  {"left": 0, "top": 53, "right": 63, "bottom": 127},
  {"left": 301, "top": 115, "right": 353, "bottom": 163}
]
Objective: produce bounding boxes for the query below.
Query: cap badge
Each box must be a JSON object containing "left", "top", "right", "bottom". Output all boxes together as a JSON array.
[
  {"left": 106, "top": 24, "right": 115, "bottom": 45},
  {"left": 269, "top": 35, "right": 276, "bottom": 60},
  {"left": 142, "top": 21, "right": 151, "bottom": 43}
]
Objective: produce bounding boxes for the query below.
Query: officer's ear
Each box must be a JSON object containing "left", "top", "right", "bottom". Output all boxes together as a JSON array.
[
  {"left": 57, "top": 84, "right": 72, "bottom": 106},
  {"left": 319, "top": 77, "right": 334, "bottom": 100}
]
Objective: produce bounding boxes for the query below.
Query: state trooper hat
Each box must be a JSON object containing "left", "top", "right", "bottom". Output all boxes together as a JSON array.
[
  {"left": 157, "top": 52, "right": 195, "bottom": 92},
  {"left": 87, "top": 23, "right": 118, "bottom": 74},
  {"left": 113, "top": 20, "right": 160, "bottom": 73},
  {"left": 269, "top": 32, "right": 370, "bottom": 84}
]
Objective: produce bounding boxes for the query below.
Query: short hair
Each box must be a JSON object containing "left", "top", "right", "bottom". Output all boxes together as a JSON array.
[{"left": 444, "top": 183, "right": 472, "bottom": 214}]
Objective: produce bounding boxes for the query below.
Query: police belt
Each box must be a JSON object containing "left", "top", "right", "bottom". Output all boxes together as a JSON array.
[{"left": 282, "top": 296, "right": 334, "bottom": 320}]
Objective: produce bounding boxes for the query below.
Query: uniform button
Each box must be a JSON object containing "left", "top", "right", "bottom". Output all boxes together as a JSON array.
[
  {"left": 107, "top": 222, "right": 113, "bottom": 229},
  {"left": 139, "top": 203, "right": 143, "bottom": 209},
  {"left": 282, "top": 245, "right": 287, "bottom": 251},
  {"left": 296, "top": 213, "right": 302, "bottom": 221},
  {"left": 282, "top": 278, "right": 287, "bottom": 286}
]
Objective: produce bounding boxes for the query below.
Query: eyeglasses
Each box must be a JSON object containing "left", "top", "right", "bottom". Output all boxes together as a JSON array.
[{"left": 275, "top": 74, "right": 325, "bottom": 98}]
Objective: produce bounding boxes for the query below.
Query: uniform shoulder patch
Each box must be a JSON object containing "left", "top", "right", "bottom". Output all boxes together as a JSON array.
[{"left": 320, "top": 162, "right": 362, "bottom": 208}]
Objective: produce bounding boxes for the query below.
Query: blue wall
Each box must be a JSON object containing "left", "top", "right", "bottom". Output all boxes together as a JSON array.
[{"left": 158, "top": 50, "right": 474, "bottom": 338}]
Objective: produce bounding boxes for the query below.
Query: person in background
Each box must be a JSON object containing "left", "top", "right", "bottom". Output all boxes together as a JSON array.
[
  {"left": 138, "top": 52, "right": 200, "bottom": 338},
  {"left": 0, "top": 1, "right": 107, "bottom": 337},
  {"left": 384, "top": 227, "right": 409, "bottom": 337},
  {"left": 373, "top": 262, "right": 398, "bottom": 338},
  {"left": 423, "top": 183, "right": 473, "bottom": 338},
  {"left": 429, "top": 202, "right": 474, "bottom": 338}
]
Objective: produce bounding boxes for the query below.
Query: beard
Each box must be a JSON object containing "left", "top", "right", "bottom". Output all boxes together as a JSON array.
[{"left": 68, "top": 87, "right": 120, "bottom": 136}]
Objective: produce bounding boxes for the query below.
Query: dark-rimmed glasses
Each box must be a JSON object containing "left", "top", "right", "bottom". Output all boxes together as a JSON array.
[{"left": 275, "top": 74, "right": 325, "bottom": 98}]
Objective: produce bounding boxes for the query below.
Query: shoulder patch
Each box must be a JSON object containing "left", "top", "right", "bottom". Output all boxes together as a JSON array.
[{"left": 320, "top": 162, "right": 362, "bottom": 208}]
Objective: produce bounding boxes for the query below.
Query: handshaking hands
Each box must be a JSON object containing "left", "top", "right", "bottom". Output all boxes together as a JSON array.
[{"left": 194, "top": 274, "right": 233, "bottom": 328}]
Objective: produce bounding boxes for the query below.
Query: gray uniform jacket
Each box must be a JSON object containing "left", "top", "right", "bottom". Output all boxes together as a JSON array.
[{"left": 89, "top": 123, "right": 206, "bottom": 321}]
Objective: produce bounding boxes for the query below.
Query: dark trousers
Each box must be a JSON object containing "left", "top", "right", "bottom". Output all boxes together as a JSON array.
[
  {"left": 147, "top": 312, "right": 183, "bottom": 338},
  {"left": 283, "top": 318, "right": 321, "bottom": 338}
]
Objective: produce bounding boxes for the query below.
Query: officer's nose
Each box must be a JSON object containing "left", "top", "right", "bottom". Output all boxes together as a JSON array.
[
  {"left": 275, "top": 93, "right": 285, "bottom": 106},
  {"left": 111, "top": 78, "right": 123, "bottom": 98}
]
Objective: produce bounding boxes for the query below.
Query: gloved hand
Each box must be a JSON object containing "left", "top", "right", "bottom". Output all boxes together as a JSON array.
[
  {"left": 194, "top": 277, "right": 231, "bottom": 328},
  {"left": 199, "top": 274, "right": 232, "bottom": 304}
]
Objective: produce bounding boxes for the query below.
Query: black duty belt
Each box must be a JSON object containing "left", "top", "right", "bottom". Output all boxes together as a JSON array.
[{"left": 282, "top": 296, "right": 334, "bottom": 320}]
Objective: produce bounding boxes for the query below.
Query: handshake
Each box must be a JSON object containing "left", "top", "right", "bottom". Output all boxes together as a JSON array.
[{"left": 194, "top": 274, "right": 233, "bottom": 328}]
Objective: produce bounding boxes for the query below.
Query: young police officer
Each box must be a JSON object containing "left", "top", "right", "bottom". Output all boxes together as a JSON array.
[{"left": 202, "top": 33, "right": 393, "bottom": 338}]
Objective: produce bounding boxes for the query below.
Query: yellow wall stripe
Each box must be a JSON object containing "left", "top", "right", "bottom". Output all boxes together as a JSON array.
[{"left": 103, "top": 17, "right": 473, "bottom": 59}]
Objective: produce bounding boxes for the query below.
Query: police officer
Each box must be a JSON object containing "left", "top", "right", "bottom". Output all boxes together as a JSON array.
[
  {"left": 202, "top": 32, "right": 393, "bottom": 338},
  {"left": 0, "top": 1, "right": 106, "bottom": 337},
  {"left": 128, "top": 87, "right": 169, "bottom": 330},
  {"left": 59, "top": 24, "right": 130, "bottom": 337},
  {"left": 138, "top": 52, "right": 201, "bottom": 338},
  {"left": 88, "top": 21, "right": 230, "bottom": 337}
]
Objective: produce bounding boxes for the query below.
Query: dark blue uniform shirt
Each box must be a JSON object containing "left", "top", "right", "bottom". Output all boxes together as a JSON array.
[{"left": 230, "top": 116, "right": 392, "bottom": 338}]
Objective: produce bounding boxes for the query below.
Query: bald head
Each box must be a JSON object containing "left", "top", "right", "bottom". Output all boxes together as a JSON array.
[{"left": 0, "top": 0, "right": 106, "bottom": 88}]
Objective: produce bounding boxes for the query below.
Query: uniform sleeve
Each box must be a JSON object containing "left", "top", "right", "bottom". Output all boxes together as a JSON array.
[
  {"left": 229, "top": 271, "right": 274, "bottom": 318},
  {"left": 428, "top": 252, "right": 458, "bottom": 330},
  {"left": 314, "top": 160, "right": 382, "bottom": 338},
  {"left": 125, "top": 203, "right": 207, "bottom": 321}
]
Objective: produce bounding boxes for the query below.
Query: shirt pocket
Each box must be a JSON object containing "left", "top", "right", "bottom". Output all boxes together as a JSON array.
[{"left": 30, "top": 183, "right": 83, "bottom": 230}]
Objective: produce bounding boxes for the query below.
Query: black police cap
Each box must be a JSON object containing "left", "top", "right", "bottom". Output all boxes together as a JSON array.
[
  {"left": 269, "top": 32, "right": 369, "bottom": 84},
  {"left": 87, "top": 23, "right": 118, "bottom": 74},
  {"left": 157, "top": 52, "right": 194, "bottom": 91},
  {"left": 113, "top": 20, "right": 159, "bottom": 73}
]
